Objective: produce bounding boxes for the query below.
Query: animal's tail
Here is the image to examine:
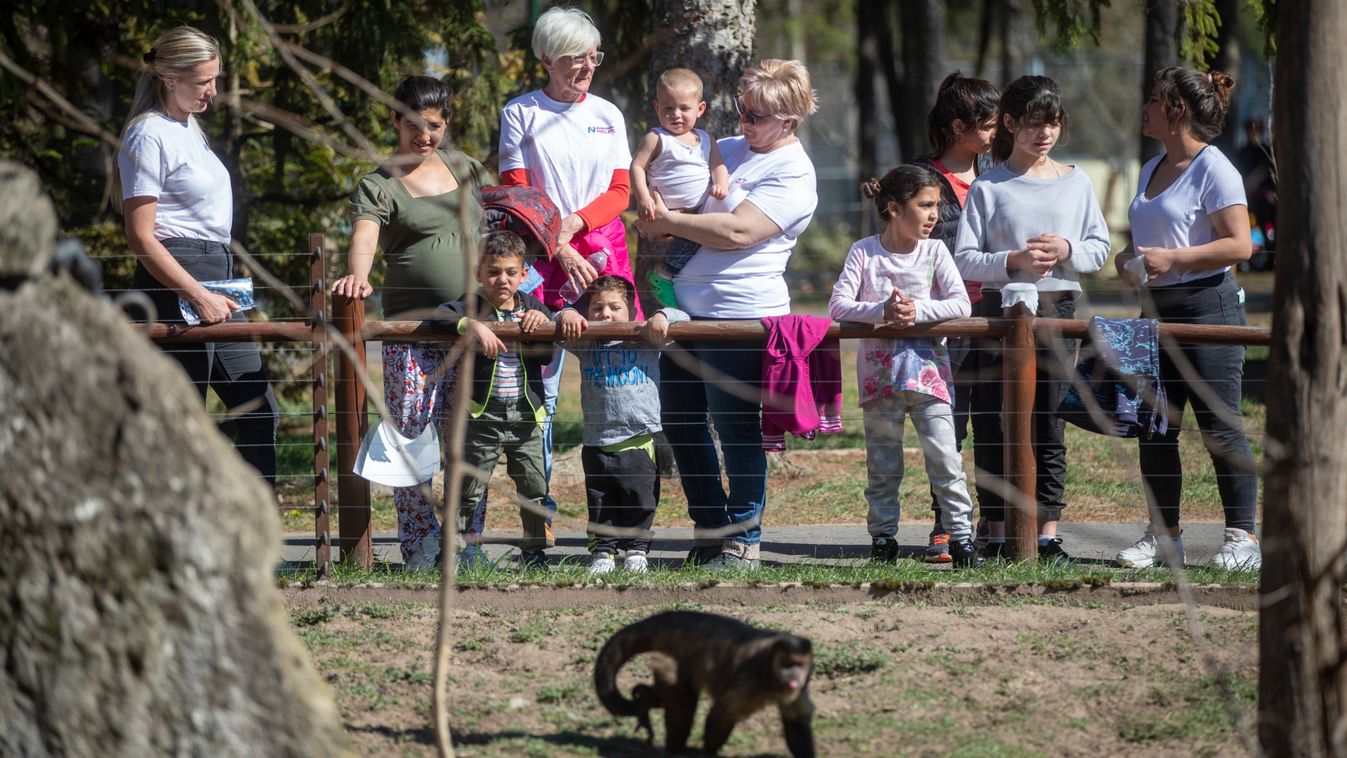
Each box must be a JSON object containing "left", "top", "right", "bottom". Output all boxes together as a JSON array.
[{"left": 593, "top": 617, "right": 662, "bottom": 717}]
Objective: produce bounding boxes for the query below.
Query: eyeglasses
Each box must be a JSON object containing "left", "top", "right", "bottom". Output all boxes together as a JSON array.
[
  {"left": 555, "top": 51, "right": 604, "bottom": 69},
  {"left": 734, "top": 98, "right": 775, "bottom": 125}
]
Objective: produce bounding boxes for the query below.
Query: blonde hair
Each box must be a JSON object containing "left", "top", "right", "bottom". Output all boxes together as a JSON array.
[
  {"left": 656, "top": 68, "right": 704, "bottom": 99},
  {"left": 738, "top": 59, "right": 818, "bottom": 122},
  {"left": 532, "top": 7, "right": 601, "bottom": 62},
  {"left": 121, "top": 26, "right": 221, "bottom": 137}
]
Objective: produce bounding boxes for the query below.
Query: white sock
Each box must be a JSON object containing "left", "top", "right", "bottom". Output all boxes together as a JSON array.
[{"left": 1038, "top": 534, "right": 1056, "bottom": 546}]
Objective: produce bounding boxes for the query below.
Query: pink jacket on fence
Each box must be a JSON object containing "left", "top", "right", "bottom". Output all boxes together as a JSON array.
[{"left": 760, "top": 315, "right": 843, "bottom": 451}]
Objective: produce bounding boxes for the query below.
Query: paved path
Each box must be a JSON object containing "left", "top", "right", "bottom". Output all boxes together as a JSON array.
[{"left": 281, "top": 521, "right": 1237, "bottom": 571}]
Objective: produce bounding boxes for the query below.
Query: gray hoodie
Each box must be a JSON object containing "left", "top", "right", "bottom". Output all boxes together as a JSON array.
[{"left": 564, "top": 308, "right": 689, "bottom": 447}]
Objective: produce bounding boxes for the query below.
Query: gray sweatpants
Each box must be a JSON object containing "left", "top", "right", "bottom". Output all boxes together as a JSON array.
[{"left": 863, "top": 391, "right": 974, "bottom": 540}]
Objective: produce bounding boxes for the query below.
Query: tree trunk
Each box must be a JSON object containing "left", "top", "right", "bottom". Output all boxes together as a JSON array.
[
  {"left": 649, "top": 0, "right": 756, "bottom": 139},
  {"left": 998, "top": 0, "right": 1027, "bottom": 88},
  {"left": 1141, "top": 0, "right": 1181, "bottom": 163},
  {"left": 896, "top": 0, "right": 943, "bottom": 163},
  {"left": 1210, "top": 0, "right": 1242, "bottom": 155},
  {"left": 1258, "top": 1, "right": 1347, "bottom": 755},
  {"left": 855, "top": 0, "right": 882, "bottom": 220},
  {"left": 974, "top": 0, "right": 995, "bottom": 79}
]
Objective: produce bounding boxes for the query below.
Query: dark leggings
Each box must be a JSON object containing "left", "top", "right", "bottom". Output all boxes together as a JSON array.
[
  {"left": 970, "top": 290, "right": 1078, "bottom": 523},
  {"left": 1138, "top": 273, "right": 1257, "bottom": 531},
  {"left": 134, "top": 238, "right": 278, "bottom": 487}
]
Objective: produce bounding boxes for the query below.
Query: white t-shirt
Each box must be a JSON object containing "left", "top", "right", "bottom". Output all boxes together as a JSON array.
[
  {"left": 648, "top": 127, "right": 712, "bottom": 210},
  {"left": 118, "top": 113, "right": 233, "bottom": 243},
  {"left": 1128, "top": 146, "right": 1247, "bottom": 287},
  {"left": 498, "top": 90, "right": 631, "bottom": 216},
  {"left": 674, "top": 137, "right": 818, "bottom": 318}
]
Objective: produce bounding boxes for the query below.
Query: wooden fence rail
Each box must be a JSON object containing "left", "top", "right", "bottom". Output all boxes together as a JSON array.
[{"left": 140, "top": 242, "right": 1271, "bottom": 576}]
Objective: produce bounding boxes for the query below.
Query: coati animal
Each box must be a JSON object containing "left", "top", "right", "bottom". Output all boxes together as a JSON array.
[{"left": 593, "top": 610, "right": 815, "bottom": 757}]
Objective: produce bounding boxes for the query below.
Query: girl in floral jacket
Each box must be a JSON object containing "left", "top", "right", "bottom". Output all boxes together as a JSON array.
[{"left": 828, "top": 165, "right": 981, "bottom": 568}]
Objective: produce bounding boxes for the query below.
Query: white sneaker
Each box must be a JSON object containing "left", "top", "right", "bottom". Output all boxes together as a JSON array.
[
  {"left": 588, "top": 554, "right": 616, "bottom": 575},
  {"left": 1115, "top": 529, "right": 1185, "bottom": 568},
  {"left": 457, "top": 544, "right": 488, "bottom": 569},
  {"left": 1210, "top": 528, "right": 1262, "bottom": 570},
  {"left": 623, "top": 552, "right": 650, "bottom": 574},
  {"left": 405, "top": 537, "right": 441, "bottom": 571}
]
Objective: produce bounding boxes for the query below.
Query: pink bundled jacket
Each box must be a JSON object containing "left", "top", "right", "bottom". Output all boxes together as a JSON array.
[{"left": 760, "top": 315, "right": 843, "bottom": 451}]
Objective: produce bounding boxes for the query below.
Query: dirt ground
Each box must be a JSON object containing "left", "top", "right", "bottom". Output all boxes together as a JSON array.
[{"left": 289, "top": 586, "right": 1258, "bottom": 757}]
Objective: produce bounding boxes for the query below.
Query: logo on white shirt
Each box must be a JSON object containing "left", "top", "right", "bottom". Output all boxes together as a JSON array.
[{"left": 588, "top": 125, "right": 616, "bottom": 135}]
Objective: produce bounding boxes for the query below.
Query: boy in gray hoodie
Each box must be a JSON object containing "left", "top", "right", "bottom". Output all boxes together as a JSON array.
[{"left": 556, "top": 276, "right": 687, "bottom": 574}]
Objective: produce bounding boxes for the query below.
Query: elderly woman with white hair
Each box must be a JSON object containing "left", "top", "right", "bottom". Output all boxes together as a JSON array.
[
  {"left": 637, "top": 59, "right": 820, "bottom": 571},
  {"left": 490, "top": 7, "right": 638, "bottom": 564}
]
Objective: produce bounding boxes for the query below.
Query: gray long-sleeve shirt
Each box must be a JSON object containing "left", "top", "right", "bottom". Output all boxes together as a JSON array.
[
  {"left": 953, "top": 164, "right": 1110, "bottom": 293},
  {"left": 564, "top": 308, "right": 689, "bottom": 447}
]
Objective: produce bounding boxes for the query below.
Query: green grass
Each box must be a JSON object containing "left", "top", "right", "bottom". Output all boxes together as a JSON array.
[{"left": 276, "top": 554, "right": 1260, "bottom": 590}]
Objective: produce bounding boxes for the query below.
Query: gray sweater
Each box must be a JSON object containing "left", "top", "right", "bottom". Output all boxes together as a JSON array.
[
  {"left": 564, "top": 308, "right": 689, "bottom": 447},
  {"left": 953, "top": 164, "right": 1110, "bottom": 293}
]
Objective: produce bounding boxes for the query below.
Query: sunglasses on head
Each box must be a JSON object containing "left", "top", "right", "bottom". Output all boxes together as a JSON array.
[{"left": 734, "top": 98, "right": 774, "bottom": 125}]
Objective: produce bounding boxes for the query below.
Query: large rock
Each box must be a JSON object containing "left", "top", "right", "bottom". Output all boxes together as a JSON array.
[{"left": 0, "top": 170, "right": 347, "bottom": 756}]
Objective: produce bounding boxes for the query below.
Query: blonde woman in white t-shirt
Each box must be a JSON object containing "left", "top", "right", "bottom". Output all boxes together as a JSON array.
[
  {"left": 1113, "top": 67, "right": 1261, "bottom": 571},
  {"left": 636, "top": 59, "right": 819, "bottom": 571},
  {"left": 118, "top": 26, "right": 277, "bottom": 488}
]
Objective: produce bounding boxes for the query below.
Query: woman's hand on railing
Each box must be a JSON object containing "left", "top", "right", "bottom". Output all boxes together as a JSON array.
[{"left": 331, "top": 274, "right": 373, "bottom": 300}]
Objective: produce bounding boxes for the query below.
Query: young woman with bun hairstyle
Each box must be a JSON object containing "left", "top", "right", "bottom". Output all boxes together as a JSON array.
[
  {"left": 1112, "top": 67, "right": 1261, "bottom": 570},
  {"left": 953, "top": 75, "right": 1111, "bottom": 560},
  {"left": 912, "top": 71, "right": 999, "bottom": 563}
]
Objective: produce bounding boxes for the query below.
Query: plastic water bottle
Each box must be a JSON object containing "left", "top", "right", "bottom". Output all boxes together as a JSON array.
[{"left": 559, "top": 250, "right": 609, "bottom": 304}]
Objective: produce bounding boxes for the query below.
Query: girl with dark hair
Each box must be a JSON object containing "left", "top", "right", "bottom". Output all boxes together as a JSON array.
[
  {"left": 1112, "top": 67, "right": 1260, "bottom": 570},
  {"left": 829, "top": 165, "right": 981, "bottom": 567},
  {"left": 332, "top": 75, "right": 491, "bottom": 569},
  {"left": 953, "top": 75, "right": 1110, "bottom": 560},
  {"left": 119, "top": 26, "right": 278, "bottom": 491},
  {"left": 912, "top": 71, "right": 999, "bottom": 563}
]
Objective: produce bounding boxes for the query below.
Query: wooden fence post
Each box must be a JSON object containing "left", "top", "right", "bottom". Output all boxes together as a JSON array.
[
  {"left": 1003, "top": 302, "right": 1038, "bottom": 562},
  {"left": 310, "top": 233, "right": 332, "bottom": 579},
  {"left": 333, "top": 291, "right": 372, "bottom": 568}
]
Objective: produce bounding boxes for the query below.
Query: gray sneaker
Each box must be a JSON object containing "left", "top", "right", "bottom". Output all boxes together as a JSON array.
[{"left": 703, "top": 552, "right": 760, "bottom": 572}]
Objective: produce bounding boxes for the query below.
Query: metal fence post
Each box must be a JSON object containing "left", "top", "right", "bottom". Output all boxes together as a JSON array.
[
  {"left": 1003, "top": 302, "right": 1038, "bottom": 562},
  {"left": 310, "top": 233, "right": 332, "bottom": 579},
  {"left": 333, "top": 291, "right": 372, "bottom": 568}
]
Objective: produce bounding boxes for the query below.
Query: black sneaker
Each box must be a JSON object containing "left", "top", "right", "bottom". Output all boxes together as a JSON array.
[
  {"left": 519, "top": 549, "right": 548, "bottom": 571},
  {"left": 870, "top": 536, "right": 899, "bottom": 563},
  {"left": 949, "top": 538, "right": 985, "bottom": 568},
  {"left": 980, "top": 541, "right": 1010, "bottom": 561},
  {"left": 683, "top": 544, "right": 719, "bottom": 568},
  {"left": 1038, "top": 537, "right": 1070, "bottom": 562}
]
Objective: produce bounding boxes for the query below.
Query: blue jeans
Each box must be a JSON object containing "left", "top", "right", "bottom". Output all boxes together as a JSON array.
[
  {"left": 659, "top": 330, "right": 767, "bottom": 547},
  {"left": 1138, "top": 272, "right": 1258, "bottom": 531}
]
